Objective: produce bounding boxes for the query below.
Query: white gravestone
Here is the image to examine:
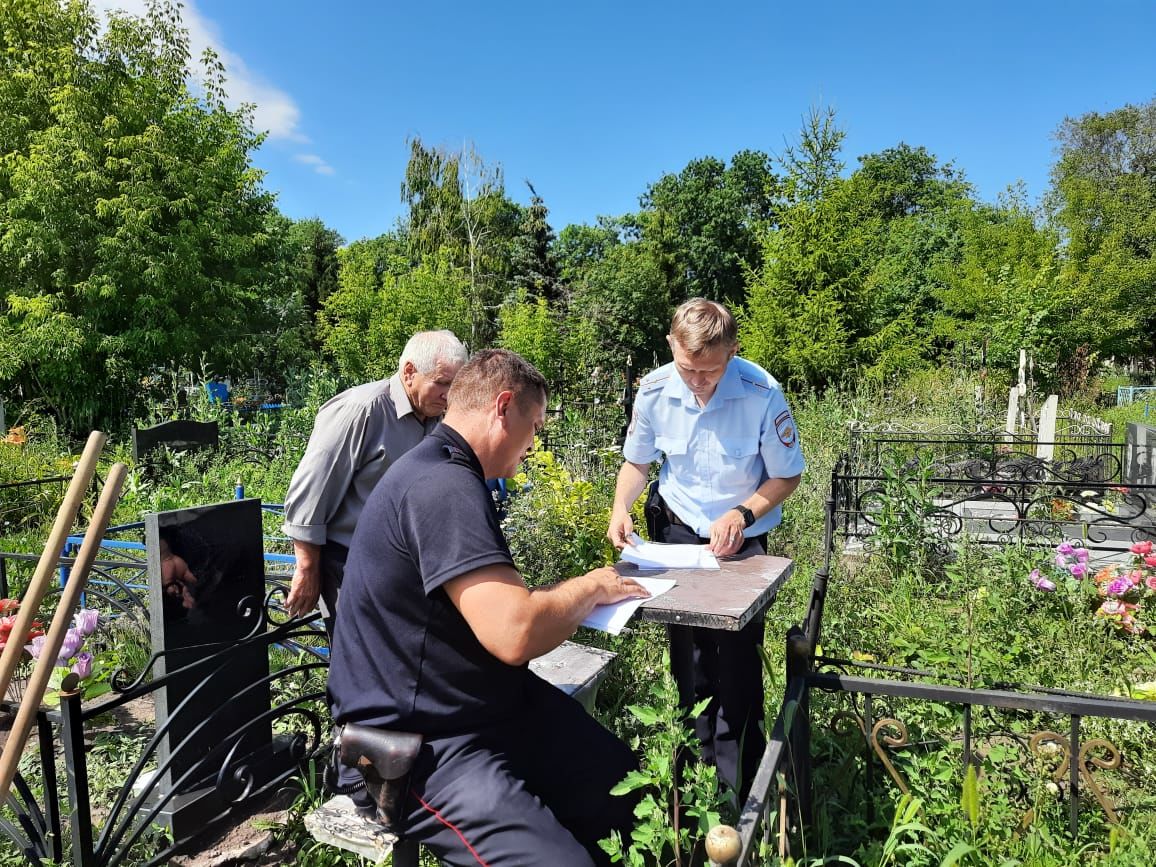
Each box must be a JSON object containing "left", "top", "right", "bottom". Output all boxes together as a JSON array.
[
  {"left": 1036, "top": 395, "right": 1058, "bottom": 461},
  {"left": 1005, "top": 387, "right": 1019, "bottom": 442}
]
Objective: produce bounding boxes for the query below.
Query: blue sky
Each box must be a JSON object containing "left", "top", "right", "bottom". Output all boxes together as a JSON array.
[{"left": 97, "top": 0, "right": 1156, "bottom": 244}]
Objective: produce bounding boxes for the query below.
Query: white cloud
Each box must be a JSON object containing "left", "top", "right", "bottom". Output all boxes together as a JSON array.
[
  {"left": 294, "top": 153, "right": 337, "bottom": 176},
  {"left": 90, "top": 0, "right": 307, "bottom": 144}
]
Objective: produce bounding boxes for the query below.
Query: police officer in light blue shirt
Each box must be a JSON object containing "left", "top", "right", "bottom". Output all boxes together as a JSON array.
[{"left": 608, "top": 298, "right": 804, "bottom": 799}]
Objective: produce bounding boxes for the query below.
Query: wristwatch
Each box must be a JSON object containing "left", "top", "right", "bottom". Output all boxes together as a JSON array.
[{"left": 733, "top": 505, "right": 756, "bottom": 528}]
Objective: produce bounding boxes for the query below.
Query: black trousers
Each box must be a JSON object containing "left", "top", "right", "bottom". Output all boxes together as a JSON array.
[
  {"left": 657, "top": 520, "right": 767, "bottom": 802},
  {"left": 318, "top": 540, "right": 347, "bottom": 639},
  {"left": 398, "top": 674, "right": 639, "bottom": 866}
]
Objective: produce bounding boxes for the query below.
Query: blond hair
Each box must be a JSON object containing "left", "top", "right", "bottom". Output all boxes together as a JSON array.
[{"left": 669, "top": 298, "right": 737, "bottom": 355}]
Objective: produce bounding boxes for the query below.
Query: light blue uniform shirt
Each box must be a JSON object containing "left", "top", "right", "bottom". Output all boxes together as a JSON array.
[{"left": 623, "top": 357, "right": 806, "bottom": 538}]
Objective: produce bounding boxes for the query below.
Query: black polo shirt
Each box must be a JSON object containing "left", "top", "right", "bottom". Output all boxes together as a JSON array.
[{"left": 327, "top": 424, "right": 525, "bottom": 735}]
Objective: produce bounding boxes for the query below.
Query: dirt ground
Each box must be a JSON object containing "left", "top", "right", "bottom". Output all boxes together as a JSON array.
[{"left": 170, "top": 787, "right": 301, "bottom": 867}]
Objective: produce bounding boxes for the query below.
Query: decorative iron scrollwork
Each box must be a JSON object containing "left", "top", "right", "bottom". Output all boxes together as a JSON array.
[
  {"left": 830, "top": 709, "right": 866, "bottom": 738},
  {"left": 870, "top": 718, "right": 912, "bottom": 795},
  {"left": 1028, "top": 731, "right": 1122, "bottom": 824}
]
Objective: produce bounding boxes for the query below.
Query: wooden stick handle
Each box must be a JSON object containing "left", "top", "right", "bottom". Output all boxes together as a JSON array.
[
  {"left": 0, "top": 462, "right": 127, "bottom": 805},
  {"left": 0, "top": 431, "right": 107, "bottom": 701}
]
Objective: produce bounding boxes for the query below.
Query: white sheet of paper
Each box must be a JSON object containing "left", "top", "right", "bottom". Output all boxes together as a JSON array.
[
  {"left": 579, "top": 576, "right": 676, "bottom": 635},
  {"left": 619, "top": 533, "right": 720, "bottom": 570}
]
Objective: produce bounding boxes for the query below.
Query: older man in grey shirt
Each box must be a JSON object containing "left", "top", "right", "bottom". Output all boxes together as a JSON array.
[{"left": 282, "top": 330, "right": 467, "bottom": 634}]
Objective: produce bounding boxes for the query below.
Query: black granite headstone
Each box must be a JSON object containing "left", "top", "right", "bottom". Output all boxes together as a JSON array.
[
  {"left": 145, "top": 499, "right": 270, "bottom": 799},
  {"left": 132, "top": 420, "right": 219, "bottom": 463}
]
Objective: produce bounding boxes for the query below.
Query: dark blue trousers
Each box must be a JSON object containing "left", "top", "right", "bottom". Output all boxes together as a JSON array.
[
  {"left": 660, "top": 522, "right": 767, "bottom": 801},
  {"left": 401, "top": 673, "right": 638, "bottom": 866}
]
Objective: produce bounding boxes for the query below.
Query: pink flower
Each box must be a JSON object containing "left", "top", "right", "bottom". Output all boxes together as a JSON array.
[
  {"left": 1145, "top": 554, "right": 1156, "bottom": 568},
  {"left": 1057, "top": 542, "right": 1075, "bottom": 556},
  {"left": 1131, "top": 541, "right": 1154, "bottom": 555},
  {"left": 1107, "top": 577, "right": 1131, "bottom": 597},
  {"left": 1031, "top": 570, "right": 1056, "bottom": 592},
  {"left": 25, "top": 635, "right": 47, "bottom": 659},
  {"left": 74, "top": 609, "right": 99, "bottom": 637},
  {"left": 1055, "top": 554, "right": 1068, "bottom": 569},
  {"left": 1070, "top": 562, "right": 1088, "bottom": 578},
  {"left": 57, "top": 628, "right": 83, "bottom": 664},
  {"left": 1074, "top": 547, "right": 1090, "bottom": 563},
  {"left": 70, "top": 652, "right": 93, "bottom": 680},
  {"left": 1098, "top": 599, "right": 1139, "bottom": 621},
  {"left": 1145, "top": 576, "right": 1156, "bottom": 591},
  {"left": 1099, "top": 599, "right": 1125, "bottom": 616}
]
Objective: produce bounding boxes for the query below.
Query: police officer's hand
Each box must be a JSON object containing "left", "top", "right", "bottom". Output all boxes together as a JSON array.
[
  {"left": 285, "top": 563, "right": 322, "bottom": 618},
  {"left": 586, "top": 566, "right": 650, "bottom": 604},
  {"left": 607, "top": 509, "right": 634, "bottom": 550},
  {"left": 708, "top": 512, "right": 746, "bottom": 558}
]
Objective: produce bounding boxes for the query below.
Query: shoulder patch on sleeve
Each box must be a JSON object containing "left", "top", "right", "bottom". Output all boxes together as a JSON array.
[{"left": 774, "top": 409, "right": 798, "bottom": 448}]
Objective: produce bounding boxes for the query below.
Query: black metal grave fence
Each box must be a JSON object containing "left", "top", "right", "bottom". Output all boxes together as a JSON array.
[
  {"left": 0, "top": 594, "right": 326, "bottom": 866},
  {"left": 0, "top": 523, "right": 323, "bottom": 866},
  {"left": 726, "top": 444, "right": 1156, "bottom": 865}
]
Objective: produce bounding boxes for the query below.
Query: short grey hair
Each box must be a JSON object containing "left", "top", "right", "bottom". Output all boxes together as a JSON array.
[{"left": 398, "top": 330, "right": 467, "bottom": 375}]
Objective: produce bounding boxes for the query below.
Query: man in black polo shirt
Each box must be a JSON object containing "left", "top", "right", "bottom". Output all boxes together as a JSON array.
[{"left": 329, "top": 349, "right": 649, "bottom": 867}]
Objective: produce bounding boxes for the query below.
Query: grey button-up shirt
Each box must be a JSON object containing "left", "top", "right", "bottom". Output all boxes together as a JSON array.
[{"left": 281, "top": 373, "right": 439, "bottom": 549}]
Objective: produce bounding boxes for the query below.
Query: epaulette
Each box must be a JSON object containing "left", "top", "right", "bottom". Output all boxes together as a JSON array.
[
  {"left": 638, "top": 372, "right": 670, "bottom": 395},
  {"left": 739, "top": 375, "right": 772, "bottom": 395}
]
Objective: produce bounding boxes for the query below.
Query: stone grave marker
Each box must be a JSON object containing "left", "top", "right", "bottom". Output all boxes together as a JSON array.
[
  {"left": 1125, "top": 423, "right": 1156, "bottom": 487},
  {"left": 132, "top": 420, "right": 219, "bottom": 463},
  {"left": 145, "top": 498, "right": 272, "bottom": 838},
  {"left": 1004, "top": 386, "right": 1019, "bottom": 442},
  {"left": 1036, "top": 395, "right": 1058, "bottom": 460}
]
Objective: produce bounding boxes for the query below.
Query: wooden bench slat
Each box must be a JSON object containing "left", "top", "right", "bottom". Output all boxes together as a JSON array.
[{"left": 529, "top": 640, "right": 616, "bottom": 710}]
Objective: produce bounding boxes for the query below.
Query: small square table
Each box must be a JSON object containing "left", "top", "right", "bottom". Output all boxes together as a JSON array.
[{"left": 615, "top": 554, "right": 795, "bottom": 631}]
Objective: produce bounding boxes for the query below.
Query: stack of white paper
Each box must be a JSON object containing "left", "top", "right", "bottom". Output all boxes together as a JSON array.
[
  {"left": 619, "top": 533, "right": 720, "bottom": 570},
  {"left": 580, "top": 576, "right": 676, "bottom": 635}
]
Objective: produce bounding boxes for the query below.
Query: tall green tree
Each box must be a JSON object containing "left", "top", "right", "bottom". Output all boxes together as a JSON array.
[
  {"left": 570, "top": 241, "right": 672, "bottom": 368},
  {"left": 319, "top": 245, "right": 470, "bottom": 382},
  {"left": 780, "top": 106, "right": 844, "bottom": 203},
  {"left": 1049, "top": 99, "right": 1156, "bottom": 362},
  {"left": 509, "top": 182, "right": 559, "bottom": 304},
  {"left": 638, "top": 150, "right": 779, "bottom": 305},
  {"left": 741, "top": 109, "right": 865, "bottom": 389},
  {"left": 849, "top": 144, "right": 973, "bottom": 378},
  {"left": 399, "top": 138, "right": 521, "bottom": 346},
  {"left": 0, "top": 0, "right": 288, "bottom": 430},
  {"left": 554, "top": 218, "right": 623, "bottom": 283},
  {"left": 744, "top": 121, "right": 983, "bottom": 389},
  {"left": 933, "top": 195, "right": 1069, "bottom": 387},
  {"left": 287, "top": 218, "right": 344, "bottom": 324}
]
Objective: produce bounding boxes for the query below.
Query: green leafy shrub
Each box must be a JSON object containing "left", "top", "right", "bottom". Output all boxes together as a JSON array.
[
  {"left": 600, "top": 655, "right": 731, "bottom": 867},
  {"left": 503, "top": 447, "right": 616, "bottom": 587}
]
